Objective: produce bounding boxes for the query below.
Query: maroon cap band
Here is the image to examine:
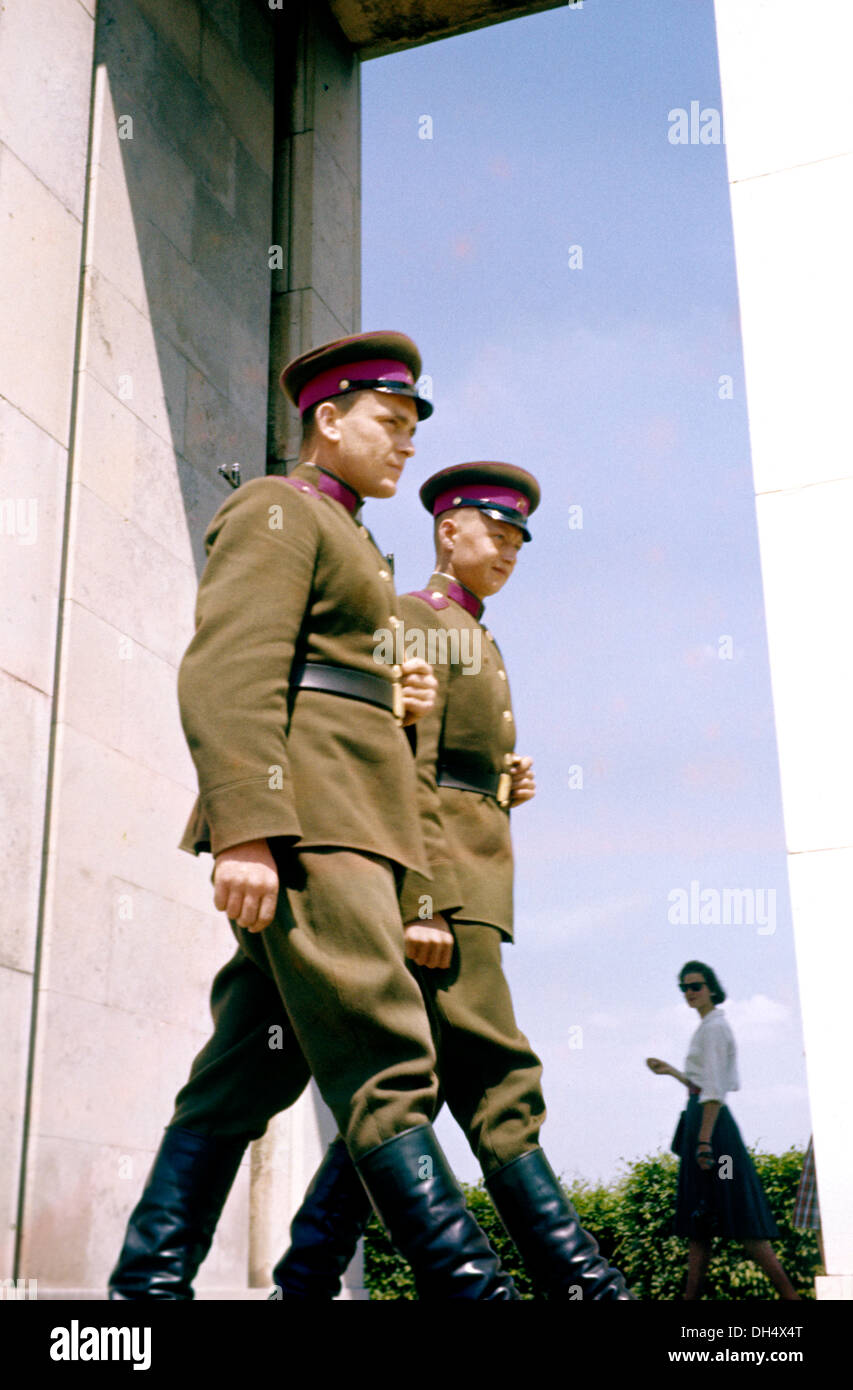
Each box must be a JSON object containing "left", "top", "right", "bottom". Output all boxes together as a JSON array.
[
  {"left": 432, "top": 481, "right": 531, "bottom": 518},
  {"left": 297, "top": 357, "right": 414, "bottom": 414}
]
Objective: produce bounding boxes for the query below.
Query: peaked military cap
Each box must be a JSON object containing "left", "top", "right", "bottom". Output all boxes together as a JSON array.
[
  {"left": 279, "top": 330, "right": 433, "bottom": 420},
  {"left": 420, "top": 461, "right": 540, "bottom": 542}
]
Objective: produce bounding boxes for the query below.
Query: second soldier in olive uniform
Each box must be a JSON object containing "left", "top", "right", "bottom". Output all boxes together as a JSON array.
[{"left": 272, "top": 463, "right": 635, "bottom": 1300}]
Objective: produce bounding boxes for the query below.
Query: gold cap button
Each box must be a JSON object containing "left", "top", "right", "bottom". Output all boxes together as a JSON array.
[
  {"left": 502, "top": 710, "right": 513, "bottom": 721},
  {"left": 431, "top": 590, "right": 442, "bottom": 599},
  {"left": 498, "top": 670, "right": 507, "bottom": 681},
  {"left": 378, "top": 569, "right": 390, "bottom": 580}
]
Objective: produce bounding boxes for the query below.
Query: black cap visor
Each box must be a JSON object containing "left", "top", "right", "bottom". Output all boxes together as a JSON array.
[
  {"left": 439, "top": 498, "right": 532, "bottom": 541},
  {"left": 328, "top": 379, "right": 433, "bottom": 421}
]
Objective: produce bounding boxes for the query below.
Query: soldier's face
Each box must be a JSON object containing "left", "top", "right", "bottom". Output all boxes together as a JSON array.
[
  {"left": 330, "top": 391, "right": 418, "bottom": 498},
  {"left": 441, "top": 511, "right": 524, "bottom": 599}
]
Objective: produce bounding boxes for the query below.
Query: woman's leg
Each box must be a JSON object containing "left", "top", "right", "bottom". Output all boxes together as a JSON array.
[
  {"left": 684, "top": 1238, "right": 712, "bottom": 1299},
  {"left": 742, "top": 1239, "right": 801, "bottom": 1299}
]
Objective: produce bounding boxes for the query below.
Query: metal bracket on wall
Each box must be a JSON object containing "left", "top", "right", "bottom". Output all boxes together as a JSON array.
[{"left": 218, "top": 462, "right": 242, "bottom": 489}]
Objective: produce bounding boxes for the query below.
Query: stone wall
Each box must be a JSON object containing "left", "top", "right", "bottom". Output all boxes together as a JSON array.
[{"left": 4, "top": 0, "right": 276, "bottom": 1295}]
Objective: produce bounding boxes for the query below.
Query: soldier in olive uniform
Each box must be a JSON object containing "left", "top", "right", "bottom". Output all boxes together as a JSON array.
[
  {"left": 271, "top": 464, "right": 635, "bottom": 1300},
  {"left": 108, "top": 340, "right": 517, "bottom": 1301}
]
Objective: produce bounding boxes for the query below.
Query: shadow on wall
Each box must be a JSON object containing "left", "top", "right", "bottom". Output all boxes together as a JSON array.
[{"left": 94, "top": 0, "right": 276, "bottom": 578}]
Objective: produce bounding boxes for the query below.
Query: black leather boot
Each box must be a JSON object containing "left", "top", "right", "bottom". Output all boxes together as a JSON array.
[
  {"left": 108, "top": 1126, "right": 248, "bottom": 1299},
  {"left": 486, "top": 1148, "right": 636, "bottom": 1300},
  {"left": 356, "top": 1125, "right": 519, "bottom": 1300},
  {"left": 269, "top": 1137, "right": 372, "bottom": 1300}
]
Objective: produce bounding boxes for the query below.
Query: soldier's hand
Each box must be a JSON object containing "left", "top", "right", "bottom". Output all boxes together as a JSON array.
[
  {"left": 404, "top": 914, "right": 454, "bottom": 969},
  {"left": 399, "top": 657, "right": 437, "bottom": 726},
  {"left": 213, "top": 838, "right": 279, "bottom": 933},
  {"left": 509, "top": 755, "right": 535, "bottom": 807}
]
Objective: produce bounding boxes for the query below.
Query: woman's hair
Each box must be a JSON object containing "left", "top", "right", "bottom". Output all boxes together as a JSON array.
[{"left": 678, "top": 960, "right": 726, "bottom": 1005}]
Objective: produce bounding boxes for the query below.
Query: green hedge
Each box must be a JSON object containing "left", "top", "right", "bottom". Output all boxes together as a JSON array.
[{"left": 363, "top": 1146, "right": 821, "bottom": 1300}]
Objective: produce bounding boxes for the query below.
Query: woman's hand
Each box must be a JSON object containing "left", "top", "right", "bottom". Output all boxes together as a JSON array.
[
  {"left": 646, "top": 1057, "right": 672, "bottom": 1076},
  {"left": 696, "top": 1142, "right": 715, "bottom": 1172},
  {"left": 696, "top": 1102, "right": 721, "bottom": 1168}
]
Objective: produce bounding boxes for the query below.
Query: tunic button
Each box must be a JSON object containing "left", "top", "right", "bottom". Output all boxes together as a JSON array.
[
  {"left": 378, "top": 569, "right": 390, "bottom": 580},
  {"left": 502, "top": 710, "right": 513, "bottom": 721},
  {"left": 389, "top": 614, "right": 400, "bottom": 626},
  {"left": 391, "top": 664, "right": 402, "bottom": 678},
  {"left": 497, "top": 670, "right": 507, "bottom": 681}
]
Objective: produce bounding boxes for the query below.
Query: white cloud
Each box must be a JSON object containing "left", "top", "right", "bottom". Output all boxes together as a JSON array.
[
  {"left": 519, "top": 890, "right": 652, "bottom": 946},
  {"left": 722, "top": 994, "right": 790, "bottom": 1040}
]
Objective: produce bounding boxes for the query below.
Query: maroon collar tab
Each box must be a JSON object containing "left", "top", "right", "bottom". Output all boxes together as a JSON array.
[
  {"left": 427, "top": 573, "right": 484, "bottom": 620},
  {"left": 447, "top": 580, "right": 483, "bottom": 620},
  {"left": 311, "top": 467, "right": 362, "bottom": 516},
  {"left": 409, "top": 588, "right": 450, "bottom": 611}
]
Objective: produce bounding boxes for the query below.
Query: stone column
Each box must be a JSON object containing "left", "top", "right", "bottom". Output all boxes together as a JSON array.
[
  {"left": 249, "top": 0, "right": 367, "bottom": 1298},
  {"left": 267, "top": 0, "right": 361, "bottom": 472},
  {"left": 714, "top": 0, "right": 853, "bottom": 1297}
]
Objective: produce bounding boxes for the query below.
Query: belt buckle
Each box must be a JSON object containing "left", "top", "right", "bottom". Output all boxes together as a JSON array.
[
  {"left": 392, "top": 681, "right": 405, "bottom": 723},
  {"left": 496, "top": 771, "right": 512, "bottom": 808}
]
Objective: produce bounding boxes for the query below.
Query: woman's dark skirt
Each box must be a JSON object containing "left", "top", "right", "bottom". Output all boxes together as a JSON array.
[{"left": 674, "top": 1094, "right": 779, "bottom": 1240}]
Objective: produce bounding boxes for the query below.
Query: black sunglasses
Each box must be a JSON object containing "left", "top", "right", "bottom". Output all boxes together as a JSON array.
[{"left": 680, "top": 981, "right": 706, "bottom": 993}]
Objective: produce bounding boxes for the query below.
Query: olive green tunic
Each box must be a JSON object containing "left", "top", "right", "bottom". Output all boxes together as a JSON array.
[
  {"left": 398, "top": 571, "right": 517, "bottom": 939},
  {"left": 178, "top": 463, "right": 426, "bottom": 875}
]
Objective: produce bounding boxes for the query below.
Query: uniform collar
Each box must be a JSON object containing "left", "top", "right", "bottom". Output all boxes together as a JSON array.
[
  {"left": 428, "top": 571, "right": 485, "bottom": 621},
  {"left": 294, "top": 462, "right": 363, "bottom": 516}
]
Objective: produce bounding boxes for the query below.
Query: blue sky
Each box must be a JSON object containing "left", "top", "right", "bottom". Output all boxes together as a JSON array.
[{"left": 360, "top": 0, "right": 810, "bottom": 1188}]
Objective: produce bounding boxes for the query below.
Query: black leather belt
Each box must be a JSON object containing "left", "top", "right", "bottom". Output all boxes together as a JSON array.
[
  {"left": 291, "top": 662, "right": 403, "bottom": 719},
  {"left": 438, "top": 764, "right": 512, "bottom": 808}
]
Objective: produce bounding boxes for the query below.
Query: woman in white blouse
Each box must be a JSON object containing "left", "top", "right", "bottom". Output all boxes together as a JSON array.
[{"left": 646, "top": 961, "right": 799, "bottom": 1300}]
